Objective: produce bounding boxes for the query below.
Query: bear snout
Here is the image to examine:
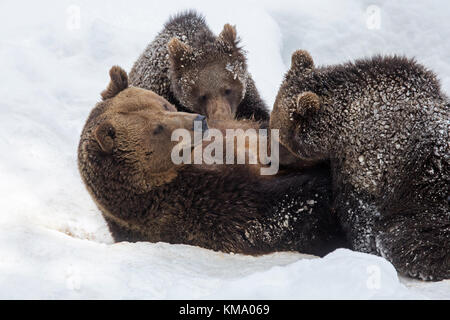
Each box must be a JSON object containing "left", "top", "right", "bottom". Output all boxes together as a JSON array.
[{"left": 206, "top": 97, "right": 233, "bottom": 120}]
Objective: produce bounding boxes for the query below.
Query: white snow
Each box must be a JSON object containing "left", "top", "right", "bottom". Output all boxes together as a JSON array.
[{"left": 0, "top": 0, "right": 449, "bottom": 299}]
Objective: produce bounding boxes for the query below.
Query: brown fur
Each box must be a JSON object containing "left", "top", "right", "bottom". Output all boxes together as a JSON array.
[
  {"left": 78, "top": 66, "right": 347, "bottom": 256},
  {"left": 129, "top": 11, "right": 269, "bottom": 121},
  {"left": 101, "top": 66, "right": 129, "bottom": 101},
  {"left": 270, "top": 50, "right": 450, "bottom": 280}
]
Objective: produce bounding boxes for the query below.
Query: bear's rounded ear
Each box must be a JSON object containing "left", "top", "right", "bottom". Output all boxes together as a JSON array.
[
  {"left": 296, "top": 91, "right": 320, "bottom": 116},
  {"left": 101, "top": 66, "right": 129, "bottom": 101},
  {"left": 218, "top": 24, "right": 238, "bottom": 48},
  {"left": 167, "top": 38, "right": 193, "bottom": 64},
  {"left": 291, "top": 50, "right": 314, "bottom": 71},
  {"left": 94, "top": 121, "right": 116, "bottom": 154}
]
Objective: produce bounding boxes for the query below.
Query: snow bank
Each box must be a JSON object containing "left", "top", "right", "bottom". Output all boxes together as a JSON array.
[
  {"left": 0, "top": 223, "right": 432, "bottom": 299},
  {"left": 0, "top": 0, "right": 449, "bottom": 299}
]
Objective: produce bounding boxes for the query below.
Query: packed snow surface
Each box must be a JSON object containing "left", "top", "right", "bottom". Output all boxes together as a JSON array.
[{"left": 0, "top": 0, "right": 449, "bottom": 299}]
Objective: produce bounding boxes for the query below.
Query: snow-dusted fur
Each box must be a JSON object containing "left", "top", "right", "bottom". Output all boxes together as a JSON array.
[
  {"left": 270, "top": 51, "right": 450, "bottom": 280},
  {"left": 78, "top": 66, "right": 347, "bottom": 257},
  {"left": 129, "top": 11, "right": 269, "bottom": 121}
]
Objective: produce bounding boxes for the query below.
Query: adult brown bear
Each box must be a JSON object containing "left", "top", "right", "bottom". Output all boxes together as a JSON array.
[{"left": 78, "top": 66, "right": 347, "bottom": 256}]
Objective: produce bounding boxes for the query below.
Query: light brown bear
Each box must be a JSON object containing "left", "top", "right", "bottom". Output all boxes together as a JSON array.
[{"left": 77, "top": 66, "right": 347, "bottom": 256}]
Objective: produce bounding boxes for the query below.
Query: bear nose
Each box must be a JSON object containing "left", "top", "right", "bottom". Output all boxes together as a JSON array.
[{"left": 193, "top": 115, "right": 208, "bottom": 134}]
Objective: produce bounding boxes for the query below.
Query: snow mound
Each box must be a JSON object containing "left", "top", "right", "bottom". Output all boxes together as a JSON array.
[{"left": 2, "top": 223, "right": 446, "bottom": 299}]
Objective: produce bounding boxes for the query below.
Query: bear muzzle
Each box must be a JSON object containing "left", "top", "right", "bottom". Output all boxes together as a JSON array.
[{"left": 205, "top": 97, "right": 233, "bottom": 120}]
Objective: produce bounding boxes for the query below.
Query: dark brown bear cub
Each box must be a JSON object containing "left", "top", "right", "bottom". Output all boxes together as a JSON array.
[
  {"left": 129, "top": 11, "right": 269, "bottom": 121},
  {"left": 78, "top": 66, "right": 347, "bottom": 256},
  {"left": 270, "top": 50, "right": 449, "bottom": 280}
]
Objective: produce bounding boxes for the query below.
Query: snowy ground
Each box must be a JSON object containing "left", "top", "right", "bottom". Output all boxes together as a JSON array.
[{"left": 0, "top": 0, "right": 449, "bottom": 299}]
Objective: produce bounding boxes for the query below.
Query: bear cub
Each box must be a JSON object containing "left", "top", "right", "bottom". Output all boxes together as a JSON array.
[
  {"left": 270, "top": 50, "right": 449, "bottom": 280},
  {"left": 129, "top": 11, "right": 269, "bottom": 121}
]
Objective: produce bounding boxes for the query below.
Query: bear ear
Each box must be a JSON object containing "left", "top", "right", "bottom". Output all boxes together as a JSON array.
[
  {"left": 291, "top": 50, "right": 314, "bottom": 71},
  {"left": 168, "top": 38, "right": 193, "bottom": 64},
  {"left": 101, "top": 66, "right": 129, "bottom": 101},
  {"left": 94, "top": 121, "right": 116, "bottom": 154},
  {"left": 218, "top": 24, "right": 238, "bottom": 48},
  {"left": 295, "top": 92, "right": 320, "bottom": 116}
]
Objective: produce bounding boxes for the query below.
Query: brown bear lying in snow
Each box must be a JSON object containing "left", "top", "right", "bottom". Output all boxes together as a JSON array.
[{"left": 78, "top": 66, "right": 347, "bottom": 256}]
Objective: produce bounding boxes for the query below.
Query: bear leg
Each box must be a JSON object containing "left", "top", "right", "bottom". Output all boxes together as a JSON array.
[
  {"left": 334, "top": 188, "right": 380, "bottom": 254},
  {"left": 375, "top": 211, "right": 450, "bottom": 281}
]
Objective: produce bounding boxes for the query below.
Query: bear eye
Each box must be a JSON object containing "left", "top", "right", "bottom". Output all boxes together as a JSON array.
[
  {"left": 224, "top": 89, "right": 232, "bottom": 95},
  {"left": 107, "top": 127, "right": 115, "bottom": 138},
  {"left": 199, "top": 95, "right": 208, "bottom": 102},
  {"left": 153, "top": 125, "right": 164, "bottom": 135}
]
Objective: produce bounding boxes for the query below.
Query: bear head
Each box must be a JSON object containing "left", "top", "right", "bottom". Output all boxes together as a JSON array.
[
  {"left": 167, "top": 24, "right": 249, "bottom": 120},
  {"left": 270, "top": 50, "right": 327, "bottom": 162},
  {"left": 79, "top": 66, "right": 206, "bottom": 194}
]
